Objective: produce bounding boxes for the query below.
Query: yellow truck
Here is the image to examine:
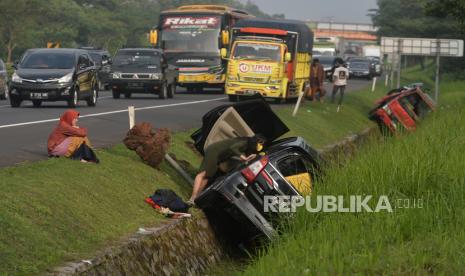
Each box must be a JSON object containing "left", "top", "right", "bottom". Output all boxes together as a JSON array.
[{"left": 222, "top": 18, "right": 313, "bottom": 102}]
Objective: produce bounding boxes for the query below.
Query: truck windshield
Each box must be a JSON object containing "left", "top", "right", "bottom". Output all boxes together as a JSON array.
[
  {"left": 232, "top": 43, "right": 281, "bottom": 62},
  {"left": 114, "top": 51, "right": 161, "bottom": 66},
  {"left": 161, "top": 15, "right": 221, "bottom": 53},
  {"left": 21, "top": 52, "right": 75, "bottom": 69}
]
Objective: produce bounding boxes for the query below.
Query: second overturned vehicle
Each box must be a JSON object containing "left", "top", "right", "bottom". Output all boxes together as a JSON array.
[{"left": 192, "top": 97, "right": 321, "bottom": 243}]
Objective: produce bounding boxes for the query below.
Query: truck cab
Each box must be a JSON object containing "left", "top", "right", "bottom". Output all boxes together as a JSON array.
[{"left": 223, "top": 19, "right": 313, "bottom": 103}]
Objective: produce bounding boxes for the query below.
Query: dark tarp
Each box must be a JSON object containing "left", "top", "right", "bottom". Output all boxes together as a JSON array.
[{"left": 233, "top": 18, "right": 313, "bottom": 54}]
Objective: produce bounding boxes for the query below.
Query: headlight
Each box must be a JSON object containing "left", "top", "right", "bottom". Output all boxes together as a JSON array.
[
  {"left": 12, "top": 72, "right": 23, "bottom": 83},
  {"left": 266, "top": 86, "right": 280, "bottom": 91},
  {"left": 112, "top": 72, "right": 121, "bottom": 79},
  {"left": 150, "top": 73, "right": 162, "bottom": 80},
  {"left": 269, "top": 79, "right": 281, "bottom": 84},
  {"left": 58, "top": 72, "right": 73, "bottom": 84},
  {"left": 363, "top": 71, "right": 369, "bottom": 74}
]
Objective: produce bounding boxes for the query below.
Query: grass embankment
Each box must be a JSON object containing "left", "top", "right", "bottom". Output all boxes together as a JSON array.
[
  {"left": 239, "top": 77, "right": 465, "bottom": 274},
  {"left": 0, "top": 82, "right": 382, "bottom": 274}
]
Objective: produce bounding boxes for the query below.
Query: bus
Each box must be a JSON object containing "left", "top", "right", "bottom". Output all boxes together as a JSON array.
[{"left": 150, "top": 5, "right": 251, "bottom": 92}]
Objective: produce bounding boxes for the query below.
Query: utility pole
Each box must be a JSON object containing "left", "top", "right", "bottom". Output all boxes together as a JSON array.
[
  {"left": 435, "top": 39, "right": 440, "bottom": 103},
  {"left": 396, "top": 39, "right": 402, "bottom": 88}
]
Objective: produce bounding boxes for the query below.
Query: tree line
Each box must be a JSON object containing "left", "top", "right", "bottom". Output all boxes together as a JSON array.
[
  {"left": 370, "top": 0, "right": 465, "bottom": 77},
  {"left": 0, "top": 0, "right": 283, "bottom": 63}
]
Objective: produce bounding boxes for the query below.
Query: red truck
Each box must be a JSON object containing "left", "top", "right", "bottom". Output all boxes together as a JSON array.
[{"left": 369, "top": 86, "right": 436, "bottom": 135}]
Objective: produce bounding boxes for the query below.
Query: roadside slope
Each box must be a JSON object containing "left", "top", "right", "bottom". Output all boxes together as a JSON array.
[
  {"left": 0, "top": 84, "right": 382, "bottom": 274},
  {"left": 240, "top": 79, "right": 465, "bottom": 274}
]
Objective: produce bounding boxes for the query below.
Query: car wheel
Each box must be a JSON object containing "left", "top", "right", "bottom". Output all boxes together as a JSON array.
[
  {"left": 68, "top": 87, "right": 78, "bottom": 108},
  {"left": 86, "top": 86, "right": 98, "bottom": 107},
  {"left": 32, "top": 100, "right": 42, "bottom": 107},
  {"left": 124, "top": 92, "right": 132, "bottom": 99},
  {"left": 98, "top": 79, "right": 105, "bottom": 91},
  {"left": 0, "top": 85, "right": 6, "bottom": 100},
  {"left": 158, "top": 82, "right": 167, "bottom": 99},
  {"left": 112, "top": 89, "right": 121, "bottom": 99},
  {"left": 10, "top": 95, "right": 21, "bottom": 108},
  {"left": 228, "top": 95, "right": 238, "bottom": 102},
  {"left": 167, "top": 84, "right": 174, "bottom": 98}
]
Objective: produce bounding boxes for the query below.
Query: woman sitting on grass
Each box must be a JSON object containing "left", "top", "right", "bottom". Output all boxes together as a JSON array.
[{"left": 47, "top": 109, "right": 99, "bottom": 163}]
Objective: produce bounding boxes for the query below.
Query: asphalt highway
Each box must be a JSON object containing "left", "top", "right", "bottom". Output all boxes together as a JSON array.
[{"left": 0, "top": 79, "right": 371, "bottom": 167}]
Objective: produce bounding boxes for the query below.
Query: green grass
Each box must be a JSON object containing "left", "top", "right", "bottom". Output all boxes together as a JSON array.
[
  {"left": 0, "top": 138, "right": 199, "bottom": 275},
  {"left": 237, "top": 78, "right": 465, "bottom": 274},
  {"left": 0, "top": 81, "right": 384, "bottom": 275}
]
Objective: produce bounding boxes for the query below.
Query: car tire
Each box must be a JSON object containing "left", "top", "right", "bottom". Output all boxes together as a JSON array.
[
  {"left": 228, "top": 95, "right": 238, "bottom": 102},
  {"left": 10, "top": 96, "right": 21, "bottom": 108},
  {"left": 158, "top": 82, "right": 167, "bottom": 99},
  {"left": 167, "top": 84, "right": 174, "bottom": 98},
  {"left": 86, "top": 86, "right": 98, "bottom": 107},
  {"left": 124, "top": 92, "right": 132, "bottom": 99},
  {"left": 112, "top": 90, "right": 121, "bottom": 99},
  {"left": 32, "top": 100, "right": 42, "bottom": 107},
  {"left": 68, "top": 87, "right": 79, "bottom": 108},
  {"left": 0, "top": 85, "right": 6, "bottom": 100}
]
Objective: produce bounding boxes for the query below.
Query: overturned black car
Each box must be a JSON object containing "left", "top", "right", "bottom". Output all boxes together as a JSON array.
[{"left": 192, "top": 97, "right": 321, "bottom": 243}]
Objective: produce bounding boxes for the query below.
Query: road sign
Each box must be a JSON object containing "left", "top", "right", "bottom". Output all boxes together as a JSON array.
[
  {"left": 381, "top": 37, "right": 464, "bottom": 57},
  {"left": 381, "top": 37, "right": 464, "bottom": 103}
]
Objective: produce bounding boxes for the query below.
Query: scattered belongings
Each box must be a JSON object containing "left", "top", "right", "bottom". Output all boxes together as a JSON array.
[
  {"left": 145, "top": 189, "right": 191, "bottom": 219},
  {"left": 123, "top": 122, "right": 171, "bottom": 168},
  {"left": 369, "top": 85, "right": 436, "bottom": 135}
]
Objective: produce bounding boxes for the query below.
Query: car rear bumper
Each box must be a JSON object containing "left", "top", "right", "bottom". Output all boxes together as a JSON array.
[{"left": 195, "top": 173, "right": 277, "bottom": 240}]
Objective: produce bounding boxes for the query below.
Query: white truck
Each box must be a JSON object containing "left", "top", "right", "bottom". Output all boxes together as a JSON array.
[{"left": 362, "top": 45, "right": 381, "bottom": 58}]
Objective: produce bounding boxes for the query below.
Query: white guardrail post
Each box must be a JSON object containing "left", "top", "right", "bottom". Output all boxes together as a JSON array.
[{"left": 128, "top": 106, "right": 135, "bottom": 129}]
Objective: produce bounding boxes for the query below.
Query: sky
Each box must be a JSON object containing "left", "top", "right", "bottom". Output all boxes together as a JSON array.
[{"left": 240, "top": 0, "right": 378, "bottom": 24}]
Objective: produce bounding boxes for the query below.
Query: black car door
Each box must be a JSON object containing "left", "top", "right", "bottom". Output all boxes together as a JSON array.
[{"left": 77, "top": 54, "right": 92, "bottom": 95}]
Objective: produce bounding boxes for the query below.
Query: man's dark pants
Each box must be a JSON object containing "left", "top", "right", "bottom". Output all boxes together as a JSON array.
[{"left": 331, "top": 85, "right": 346, "bottom": 105}]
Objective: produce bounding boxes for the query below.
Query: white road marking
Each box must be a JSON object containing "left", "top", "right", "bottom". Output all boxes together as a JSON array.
[{"left": 0, "top": 97, "right": 226, "bottom": 129}]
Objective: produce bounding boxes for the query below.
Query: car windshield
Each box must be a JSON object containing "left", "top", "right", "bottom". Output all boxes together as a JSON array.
[
  {"left": 89, "top": 53, "right": 102, "bottom": 64},
  {"left": 21, "top": 52, "right": 75, "bottom": 69},
  {"left": 113, "top": 51, "right": 161, "bottom": 66},
  {"left": 232, "top": 43, "right": 282, "bottom": 62},
  {"left": 350, "top": 61, "right": 370, "bottom": 69},
  {"left": 318, "top": 56, "right": 335, "bottom": 66},
  {"left": 161, "top": 15, "right": 221, "bottom": 53}
]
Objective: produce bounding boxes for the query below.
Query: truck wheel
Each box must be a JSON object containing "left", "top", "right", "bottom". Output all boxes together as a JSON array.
[
  {"left": 86, "top": 86, "right": 98, "bottom": 107},
  {"left": 167, "top": 84, "right": 174, "bottom": 98},
  {"left": 112, "top": 90, "right": 121, "bottom": 99},
  {"left": 228, "top": 95, "right": 238, "bottom": 102},
  {"left": 32, "top": 100, "right": 42, "bottom": 107},
  {"left": 274, "top": 98, "right": 283, "bottom": 104},
  {"left": 68, "top": 88, "right": 79, "bottom": 108},
  {"left": 158, "top": 82, "right": 167, "bottom": 99}
]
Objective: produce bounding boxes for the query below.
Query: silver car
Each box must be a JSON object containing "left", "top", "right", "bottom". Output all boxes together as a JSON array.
[{"left": 0, "top": 59, "right": 8, "bottom": 100}]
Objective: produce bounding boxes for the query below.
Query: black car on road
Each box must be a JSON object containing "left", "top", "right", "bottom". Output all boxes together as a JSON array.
[
  {"left": 110, "top": 48, "right": 177, "bottom": 99},
  {"left": 192, "top": 98, "right": 321, "bottom": 243},
  {"left": 347, "top": 57, "right": 377, "bottom": 80},
  {"left": 0, "top": 59, "right": 8, "bottom": 100},
  {"left": 9, "top": 48, "right": 98, "bottom": 108},
  {"left": 80, "top": 47, "right": 112, "bottom": 91},
  {"left": 318, "top": 55, "right": 343, "bottom": 81}
]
